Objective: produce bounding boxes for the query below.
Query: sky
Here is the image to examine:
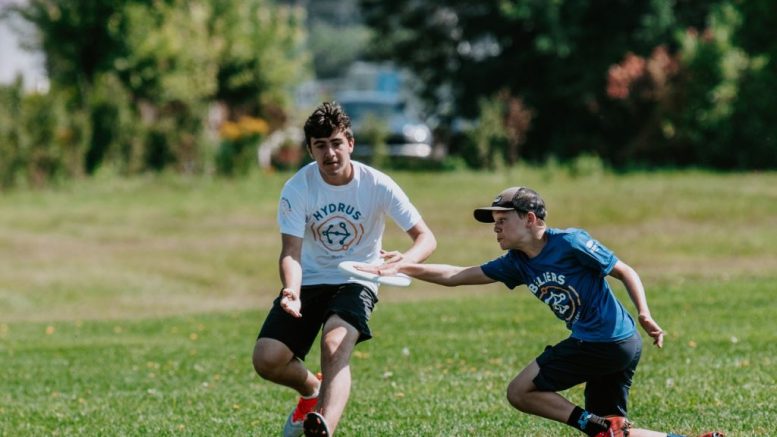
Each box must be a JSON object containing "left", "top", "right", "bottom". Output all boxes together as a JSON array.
[{"left": 0, "top": 3, "right": 48, "bottom": 91}]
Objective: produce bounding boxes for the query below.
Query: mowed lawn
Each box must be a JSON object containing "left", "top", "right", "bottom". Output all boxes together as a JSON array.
[{"left": 1, "top": 168, "right": 776, "bottom": 436}]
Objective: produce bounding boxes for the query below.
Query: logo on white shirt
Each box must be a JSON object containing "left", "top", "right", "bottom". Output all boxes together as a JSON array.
[{"left": 313, "top": 216, "right": 364, "bottom": 252}]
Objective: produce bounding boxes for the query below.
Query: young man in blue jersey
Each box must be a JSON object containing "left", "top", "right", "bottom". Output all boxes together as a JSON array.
[{"left": 361, "top": 186, "right": 723, "bottom": 437}]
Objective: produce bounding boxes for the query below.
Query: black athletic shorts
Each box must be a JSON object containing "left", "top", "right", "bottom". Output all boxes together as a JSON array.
[
  {"left": 533, "top": 332, "right": 642, "bottom": 417},
  {"left": 257, "top": 283, "right": 378, "bottom": 361}
]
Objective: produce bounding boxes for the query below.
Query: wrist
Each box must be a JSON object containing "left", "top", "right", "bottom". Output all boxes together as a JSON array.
[{"left": 281, "top": 287, "right": 297, "bottom": 296}]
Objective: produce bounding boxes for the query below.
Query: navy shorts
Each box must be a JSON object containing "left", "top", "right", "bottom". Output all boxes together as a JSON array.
[
  {"left": 257, "top": 283, "right": 378, "bottom": 361},
  {"left": 533, "top": 333, "right": 642, "bottom": 417}
]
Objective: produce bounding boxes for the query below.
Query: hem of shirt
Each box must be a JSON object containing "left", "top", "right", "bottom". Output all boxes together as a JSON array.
[{"left": 570, "top": 328, "right": 637, "bottom": 343}]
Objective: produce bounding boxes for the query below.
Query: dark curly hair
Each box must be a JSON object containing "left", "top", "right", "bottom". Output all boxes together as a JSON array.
[{"left": 303, "top": 102, "right": 354, "bottom": 149}]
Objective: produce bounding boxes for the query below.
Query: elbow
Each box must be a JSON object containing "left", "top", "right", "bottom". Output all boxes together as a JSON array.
[
  {"left": 416, "top": 233, "right": 437, "bottom": 263},
  {"left": 428, "top": 234, "right": 438, "bottom": 256}
]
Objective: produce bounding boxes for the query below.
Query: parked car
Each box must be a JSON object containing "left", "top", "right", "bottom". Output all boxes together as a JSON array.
[{"left": 336, "top": 91, "right": 435, "bottom": 160}]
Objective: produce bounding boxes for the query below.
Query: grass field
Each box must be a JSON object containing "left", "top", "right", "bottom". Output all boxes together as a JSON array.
[{"left": 1, "top": 167, "right": 776, "bottom": 436}]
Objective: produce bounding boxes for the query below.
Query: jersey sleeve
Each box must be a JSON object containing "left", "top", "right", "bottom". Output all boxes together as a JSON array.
[
  {"left": 567, "top": 229, "right": 618, "bottom": 276},
  {"left": 382, "top": 176, "right": 422, "bottom": 231},
  {"left": 277, "top": 180, "right": 307, "bottom": 238},
  {"left": 480, "top": 252, "right": 525, "bottom": 289}
]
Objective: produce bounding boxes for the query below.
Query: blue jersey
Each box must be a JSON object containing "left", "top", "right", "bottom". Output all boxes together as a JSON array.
[{"left": 481, "top": 228, "right": 636, "bottom": 342}]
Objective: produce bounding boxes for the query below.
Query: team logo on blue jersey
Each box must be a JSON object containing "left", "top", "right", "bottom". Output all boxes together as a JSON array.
[{"left": 537, "top": 285, "right": 581, "bottom": 324}]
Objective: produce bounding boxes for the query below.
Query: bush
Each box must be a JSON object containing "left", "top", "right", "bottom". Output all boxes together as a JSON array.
[{"left": 215, "top": 116, "right": 269, "bottom": 176}]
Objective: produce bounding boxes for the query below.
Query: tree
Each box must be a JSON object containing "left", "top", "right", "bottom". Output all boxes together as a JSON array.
[
  {"left": 359, "top": 1, "right": 719, "bottom": 166},
  {"left": 7, "top": 0, "right": 310, "bottom": 177}
]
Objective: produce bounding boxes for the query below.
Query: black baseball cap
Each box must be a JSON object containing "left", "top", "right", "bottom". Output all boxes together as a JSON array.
[{"left": 473, "top": 186, "right": 547, "bottom": 223}]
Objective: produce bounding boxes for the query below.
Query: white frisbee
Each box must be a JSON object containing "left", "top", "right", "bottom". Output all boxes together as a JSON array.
[{"left": 338, "top": 261, "right": 412, "bottom": 287}]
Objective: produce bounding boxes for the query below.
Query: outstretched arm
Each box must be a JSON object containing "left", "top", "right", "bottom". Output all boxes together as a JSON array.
[
  {"left": 609, "top": 260, "right": 664, "bottom": 348},
  {"left": 368, "top": 263, "right": 494, "bottom": 287}
]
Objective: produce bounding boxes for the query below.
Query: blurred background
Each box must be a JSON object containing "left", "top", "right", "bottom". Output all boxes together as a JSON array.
[{"left": 1, "top": 0, "right": 776, "bottom": 189}]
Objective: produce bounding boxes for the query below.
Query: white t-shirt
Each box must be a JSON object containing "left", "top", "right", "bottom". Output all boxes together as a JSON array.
[{"left": 277, "top": 161, "right": 422, "bottom": 293}]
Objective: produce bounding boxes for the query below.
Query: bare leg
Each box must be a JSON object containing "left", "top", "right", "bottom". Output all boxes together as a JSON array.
[
  {"left": 253, "top": 337, "right": 320, "bottom": 397},
  {"left": 506, "top": 361, "right": 685, "bottom": 437},
  {"left": 316, "top": 314, "right": 360, "bottom": 433},
  {"left": 506, "top": 360, "right": 577, "bottom": 423}
]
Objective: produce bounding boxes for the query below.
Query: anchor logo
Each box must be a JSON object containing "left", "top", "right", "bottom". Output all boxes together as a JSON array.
[
  {"left": 323, "top": 222, "right": 352, "bottom": 245},
  {"left": 314, "top": 216, "right": 363, "bottom": 252}
]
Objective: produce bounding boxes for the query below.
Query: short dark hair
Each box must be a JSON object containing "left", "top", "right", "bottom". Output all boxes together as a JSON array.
[{"left": 303, "top": 102, "right": 354, "bottom": 148}]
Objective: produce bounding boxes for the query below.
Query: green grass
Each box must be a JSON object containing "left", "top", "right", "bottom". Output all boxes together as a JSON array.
[{"left": 1, "top": 167, "right": 776, "bottom": 435}]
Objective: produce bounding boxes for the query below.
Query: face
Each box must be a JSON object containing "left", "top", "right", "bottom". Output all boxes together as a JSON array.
[
  {"left": 308, "top": 130, "right": 354, "bottom": 185},
  {"left": 492, "top": 210, "right": 528, "bottom": 250}
]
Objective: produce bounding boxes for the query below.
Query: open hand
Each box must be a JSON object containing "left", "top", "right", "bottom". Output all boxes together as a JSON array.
[
  {"left": 638, "top": 314, "right": 664, "bottom": 348},
  {"left": 355, "top": 262, "right": 400, "bottom": 277},
  {"left": 280, "top": 289, "right": 301, "bottom": 318}
]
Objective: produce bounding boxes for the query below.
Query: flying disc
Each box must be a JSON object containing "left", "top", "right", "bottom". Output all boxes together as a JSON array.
[{"left": 338, "top": 261, "right": 412, "bottom": 287}]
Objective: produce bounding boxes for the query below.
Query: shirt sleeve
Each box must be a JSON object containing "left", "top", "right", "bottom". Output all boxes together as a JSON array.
[
  {"left": 383, "top": 177, "right": 422, "bottom": 231},
  {"left": 567, "top": 229, "right": 618, "bottom": 276},
  {"left": 480, "top": 252, "right": 525, "bottom": 289},
  {"left": 277, "top": 180, "right": 307, "bottom": 238}
]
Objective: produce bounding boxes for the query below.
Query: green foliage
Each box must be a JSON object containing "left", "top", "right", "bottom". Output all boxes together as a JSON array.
[
  {"left": 626, "top": 2, "right": 777, "bottom": 170},
  {"left": 8, "top": 0, "right": 132, "bottom": 91},
  {"left": 461, "top": 96, "right": 508, "bottom": 170},
  {"left": 360, "top": 0, "right": 679, "bottom": 159},
  {"left": 308, "top": 21, "right": 371, "bottom": 78},
  {"left": 0, "top": 79, "right": 25, "bottom": 188},
  {"left": 85, "top": 74, "right": 144, "bottom": 175},
  {"left": 212, "top": 0, "right": 311, "bottom": 116},
  {"left": 360, "top": 1, "right": 776, "bottom": 170},
  {"left": 358, "top": 114, "right": 390, "bottom": 168},
  {"left": 3, "top": 0, "right": 311, "bottom": 184},
  {"left": 215, "top": 116, "right": 269, "bottom": 176},
  {"left": 0, "top": 80, "right": 84, "bottom": 188}
]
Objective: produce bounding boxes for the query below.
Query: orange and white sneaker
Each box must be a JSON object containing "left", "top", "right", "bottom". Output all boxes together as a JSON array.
[
  {"left": 594, "top": 416, "right": 632, "bottom": 437},
  {"left": 282, "top": 372, "right": 322, "bottom": 437},
  {"left": 697, "top": 433, "right": 725, "bottom": 437}
]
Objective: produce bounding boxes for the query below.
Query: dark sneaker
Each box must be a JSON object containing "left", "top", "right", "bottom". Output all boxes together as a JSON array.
[{"left": 303, "top": 412, "right": 331, "bottom": 437}]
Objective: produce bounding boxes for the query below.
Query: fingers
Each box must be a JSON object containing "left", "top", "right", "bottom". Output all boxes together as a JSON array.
[
  {"left": 377, "top": 263, "right": 400, "bottom": 276},
  {"left": 280, "top": 295, "right": 302, "bottom": 318},
  {"left": 355, "top": 264, "right": 379, "bottom": 274},
  {"left": 380, "top": 249, "right": 403, "bottom": 264},
  {"left": 652, "top": 330, "right": 664, "bottom": 348},
  {"left": 639, "top": 316, "right": 664, "bottom": 348}
]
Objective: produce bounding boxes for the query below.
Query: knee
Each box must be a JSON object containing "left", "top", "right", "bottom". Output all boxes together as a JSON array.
[
  {"left": 506, "top": 380, "right": 531, "bottom": 412},
  {"left": 321, "top": 320, "right": 358, "bottom": 359},
  {"left": 252, "top": 344, "right": 282, "bottom": 380}
]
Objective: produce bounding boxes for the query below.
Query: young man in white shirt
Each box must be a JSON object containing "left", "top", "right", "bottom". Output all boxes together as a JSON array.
[{"left": 252, "top": 102, "right": 437, "bottom": 437}]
